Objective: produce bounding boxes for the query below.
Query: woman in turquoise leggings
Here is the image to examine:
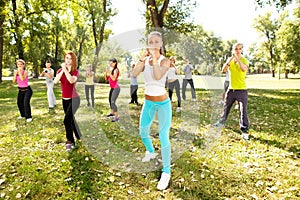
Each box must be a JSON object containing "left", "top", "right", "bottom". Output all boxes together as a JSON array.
[{"left": 133, "top": 31, "right": 172, "bottom": 190}]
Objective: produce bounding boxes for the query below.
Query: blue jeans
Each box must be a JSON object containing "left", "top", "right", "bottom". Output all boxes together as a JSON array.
[{"left": 139, "top": 98, "right": 172, "bottom": 174}]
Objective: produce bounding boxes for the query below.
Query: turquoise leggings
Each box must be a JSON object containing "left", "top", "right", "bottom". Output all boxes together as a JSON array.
[{"left": 140, "top": 98, "right": 172, "bottom": 174}]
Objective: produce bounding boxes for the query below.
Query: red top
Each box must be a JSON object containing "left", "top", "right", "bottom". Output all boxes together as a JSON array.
[
  {"left": 107, "top": 68, "right": 119, "bottom": 89},
  {"left": 57, "top": 68, "right": 79, "bottom": 98}
]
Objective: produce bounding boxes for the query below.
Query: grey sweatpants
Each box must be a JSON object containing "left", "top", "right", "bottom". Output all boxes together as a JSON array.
[
  {"left": 168, "top": 79, "right": 181, "bottom": 107},
  {"left": 182, "top": 78, "right": 196, "bottom": 100},
  {"left": 220, "top": 89, "right": 249, "bottom": 132},
  {"left": 109, "top": 87, "right": 120, "bottom": 112}
]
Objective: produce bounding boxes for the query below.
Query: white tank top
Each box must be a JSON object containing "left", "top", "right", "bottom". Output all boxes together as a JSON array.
[
  {"left": 143, "top": 55, "right": 167, "bottom": 96},
  {"left": 167, "top": 67, "right": 177, "bottom": 80}
]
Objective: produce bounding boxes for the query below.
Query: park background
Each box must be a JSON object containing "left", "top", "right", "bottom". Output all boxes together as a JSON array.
[{"left": 0, "top": 0, "right": 300, "bottom": 199}]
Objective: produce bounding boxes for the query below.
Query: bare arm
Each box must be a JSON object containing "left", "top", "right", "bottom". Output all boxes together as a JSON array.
[
  {"left": 54, "top": 69, "right": 63, "bottom": 84},
  {"left": 133, "top": 50, "right": 149, "bottom": 78},
  {"left": 222, "top": 55, "right": 234, "bottom": 73},
  {"left": 17, "top": 70, "right": 28, "bottom": 81},
  {"left": 64, "top": 69, "right": 78, "bottom": 84},
  {"left": 47, "top": 69, "right": 54, "bottom": 79},
  {"left": 107, "top": 69, "right": 119, "bottom": 81},
  {"left": 234, "top": 55, "right": 248, "bottom": 72},
  {"left": 12, "top": 70, "right": 18, "bottom": 83},
  {"left": 152, "top": 57, "right": 170, "bottom": 80}
]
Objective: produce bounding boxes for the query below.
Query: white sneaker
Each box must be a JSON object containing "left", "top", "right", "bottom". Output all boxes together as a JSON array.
[
  {"left": 26, "top": 118, "right": 32, "bottom": 123},
  {"left": 234, "top": 104, "right": 239, "bottom": 110},
  {"left": 192, "top": 98, "right": 196, "bottom": 102},
  {"left": 18, "top": 116, "right": 23, "bottom": 119},
  {"left": 141, "top": 151, "right": 157, "bottom": 162},
  {"left": 242, "top": 133, "right": 249, "bottom": 140},
  {"left": 218, "top": 100, "right": 224, "bottom": 105},
  {"left": 176, "top": 107, "right": 181, "bottom": 112},
  {"left": 157, "top": 172, "right": 170, "bottom": 190}
]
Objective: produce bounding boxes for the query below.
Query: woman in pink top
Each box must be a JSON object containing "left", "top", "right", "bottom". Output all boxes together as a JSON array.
[
  {"left": 12, "top": 59, "right": 33, "bottom": 123},
  {"left": 54, "top": 51, "right": 81, "bottom": 151},
  {"left": 106, "top": 58, "right": 120, "bottom": 122}
]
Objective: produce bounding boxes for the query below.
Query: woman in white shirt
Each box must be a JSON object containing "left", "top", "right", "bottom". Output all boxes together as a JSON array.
[
  {"left": 167, "top": 56, "right": 181, "bottom": 112},
  {"left": 133, "top": 31, "right": 172, "bottom": 191}
]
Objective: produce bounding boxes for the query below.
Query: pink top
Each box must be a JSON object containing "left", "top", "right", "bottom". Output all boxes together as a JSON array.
[
  {"left": 17, "top": 71, "right": 29, "bottom": 88},
  {"left": 57, "top": 68, "right": 80, "bottom": 98},
  {"left": 107, "top": 69, "right": 119, "bottom": 88}
]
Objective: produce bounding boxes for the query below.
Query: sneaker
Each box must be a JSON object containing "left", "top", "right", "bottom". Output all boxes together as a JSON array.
[
  {"left": 141, "top": 151, "right": 157, "bottom": 162},
  {"left": 234, "top": 104, "right": 239, "bottom": 110},
  {"left": 26, "top": 118, "right": 32, "bottom": 123},
  {"left": 242, "top": 132, "right": 249, "bottom": 140},
  {"left": 106, "top": 113, "right": 114, "bottom": 117},
  {"left": 212, "top": 122, "right": 224, "bottom": 128},
  {"left": 192, "top": 98, "right": 196, "bottom": 102},
  {"left": 66, "top": 142, "right": 74, "bottom": 151},
  {"left": 157, "top": 172, "right": 171, "bottom": 190},
  {"left": 18, "top": 116, "right": 23, "bottom": 119},
  {"left": 111, "top": 117, "right": 119, "bottom": 122},
  {"left": 218, "top": 100, "right": 224, "bottom": 105},
  {"left": 176, "top": 107, "right": 181, "bottom": 112}
]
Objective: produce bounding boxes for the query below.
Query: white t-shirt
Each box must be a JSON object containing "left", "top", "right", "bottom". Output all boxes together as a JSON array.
[{"left": 143, "top": 55, "right": 167, "bottom": 96}]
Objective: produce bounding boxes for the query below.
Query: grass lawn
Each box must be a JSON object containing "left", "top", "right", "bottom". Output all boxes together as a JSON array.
[{"left": 0, "top": 76, "right": 299, "bottom": 199}]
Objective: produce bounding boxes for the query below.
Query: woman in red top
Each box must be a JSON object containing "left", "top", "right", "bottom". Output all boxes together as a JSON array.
[
  {"left": 54, "top": 51, "right": 81, "bottom": 151},
  {"left": 106, "top": 58, "right": 120, "bottom": 122}
]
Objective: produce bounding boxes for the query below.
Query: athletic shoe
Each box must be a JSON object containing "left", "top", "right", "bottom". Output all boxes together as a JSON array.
[
  {"left": 66, "top": 142, "right": 74, "bottom": 151},
  {"left": 111, "top": 117, "right": 119, "bottom": 122},
  {"left": 218, "top": 100, "right": 224, "bottom": 105},
  {"left": 176, "top": 107, "right": 181, "bottom": 112},
  {"left": 106, "top": 113, "right": 114, "bottom": 117},
  {"left": 212, "top": 122, "right": 224, "bottom": 128},
  {"left": 141, "top": 151, "right": 157, "bottom": 162},
  {"left": 18, "top": 116, "right": 23, "bottom": 119},
  {"left": 192, "top": 98, "right": 196, "bottom": 102},
  {"left": 234, "top": 104, "right": 239, "bottom": 110},
  {"left": 157, "top": 172, "right": 171, "bottom": 190},
  {"left": 242, "top": 132, "right": 249, "bottom": 140},
  {"left": 26, "top": 118, "right": 32, "bottom": 123}
]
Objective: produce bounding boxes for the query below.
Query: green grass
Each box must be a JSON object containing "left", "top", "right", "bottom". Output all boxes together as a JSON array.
[{"left": 0, "top": 79, "right": 299, "bottom": 199}]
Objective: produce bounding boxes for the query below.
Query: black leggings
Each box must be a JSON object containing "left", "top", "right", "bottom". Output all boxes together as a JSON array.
[
  {"left": 17, "top": 86, "right": 33, "bottom": 119},
  {"left": 62, "top": 97, "right": 81, "bottom": 144}
]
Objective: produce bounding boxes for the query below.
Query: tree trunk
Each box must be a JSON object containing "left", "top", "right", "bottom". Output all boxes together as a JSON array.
[
  {"left": 285, "top": 69, "right": 289, "bottom": 79},
  {"left": 146, "top": 0, "right": 170, "bottom": 28},
  {"left": 272, "top": 69, "right": 275, "bottom": 77},
  {"left": 0, "top": 19, "right": 4, "bottom": 83},
  {"left": 78, "top": 38, "right": 85, "bottom": 70},
  {"left": 12, "top": 0, "right": 24, "bottom": 59}
]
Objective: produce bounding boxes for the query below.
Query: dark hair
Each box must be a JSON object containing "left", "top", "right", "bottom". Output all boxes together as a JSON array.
[{"left": 109, "top": 58, "right": 119, "bottom": 76}]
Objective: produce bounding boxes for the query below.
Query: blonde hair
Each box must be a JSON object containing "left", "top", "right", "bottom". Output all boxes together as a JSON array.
[
  {"left": 16, "top": 59, "right": 25, "bottom": 65},
  {"left": 147, "top": 31, "right": 164, "bottom": 55},
  {"left": 232, "top": 43, "right": 243, "bottom": 52},
  {"left": 16, "top": 59, "right": 26, "bottom": 69}
]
